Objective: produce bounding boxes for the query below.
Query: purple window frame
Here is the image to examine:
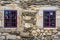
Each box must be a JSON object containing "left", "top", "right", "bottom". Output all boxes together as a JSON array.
[
  {"left": 43, "top": 10, "right": 56, "bottom": 28},
  {"left": 4, "top": 10, "right": 17, "bottom": 28}
]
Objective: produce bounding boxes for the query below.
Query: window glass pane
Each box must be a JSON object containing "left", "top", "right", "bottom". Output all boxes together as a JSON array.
[
  {"left": 5, "top": 19, "right": 10, "bottom": 23},
  {"left": 50, "top": 11, "right": 56, "bottom": 27},
  {"left": 11, "top": 11, "right": 16, "bottom": 19},
  {"left": 50, "top": 12, "right": 55, "bottom": 19},
  {"left": 43, "top": 11, "right": 49, "bottom": 27},
  {"left": 12, "top": 23, "right": 16, "bottom": 27},
  {"left": 5, "top": 23, "right": 10, "bottom": 27},
  {"left": 12, "top": 19, "right": 16, "bottom": 23},
  {"left": 44, "top": 22, "right": 49, "bottom": 27}
]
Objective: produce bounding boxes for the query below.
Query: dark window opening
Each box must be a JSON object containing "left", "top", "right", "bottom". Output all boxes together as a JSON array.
[
  {"left": 4, "top": 10, "right": 17, "bottom": 28},
  {"left": 43, "top": 10, "right": 56, "bottom": 28}
]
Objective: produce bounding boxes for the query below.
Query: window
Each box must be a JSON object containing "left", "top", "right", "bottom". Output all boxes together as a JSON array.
[
  {"left": 4, "top": 10, "right": 17, "bottom": 28},
  {"left": 43, "top": 10, "right": 56, "bottom": 28}
]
